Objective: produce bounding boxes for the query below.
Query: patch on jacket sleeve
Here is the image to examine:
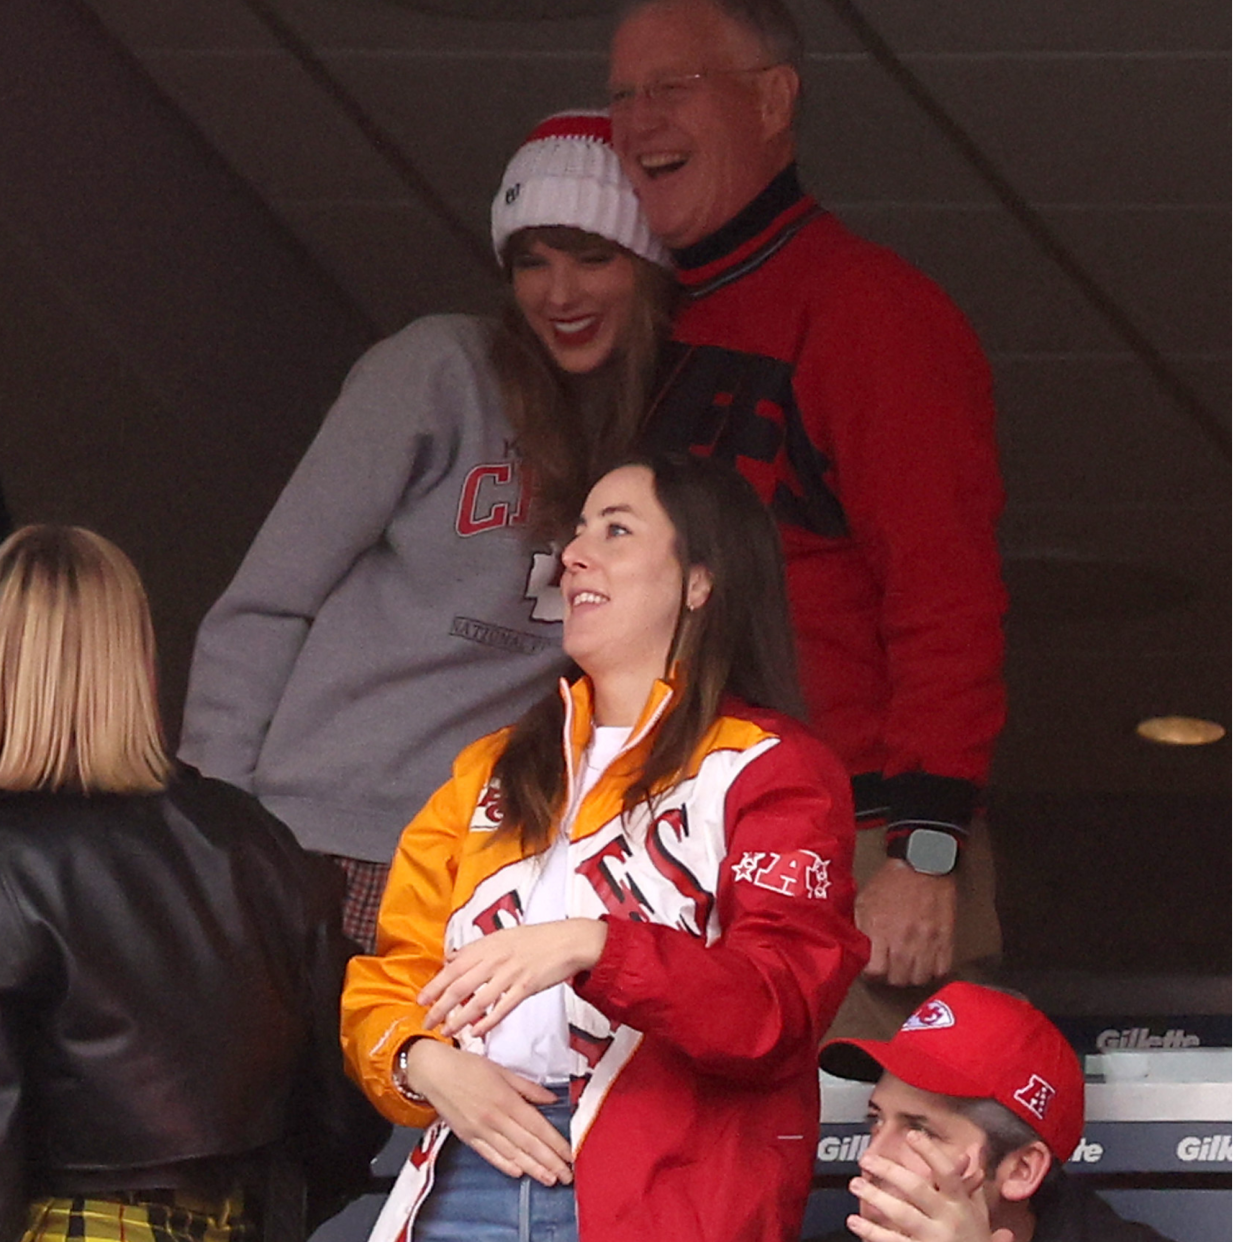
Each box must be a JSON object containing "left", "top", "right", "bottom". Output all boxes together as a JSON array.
[
  {"left": 730, "top": 849, "right": 833, "bottom": 899},
  {"left": 468, "top": 778, "right": 505, "bottom": 832}
]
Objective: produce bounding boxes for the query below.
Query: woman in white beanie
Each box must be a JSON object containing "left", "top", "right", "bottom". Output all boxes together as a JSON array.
[
  {"left": 491, "top": 111, "right": 677, "bottom": 541},
  {"left": 179, "top": 113, "right": 677, "bottom": 955}
]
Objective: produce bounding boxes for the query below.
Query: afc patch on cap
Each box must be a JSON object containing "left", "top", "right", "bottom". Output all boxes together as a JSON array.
[
  {"left": 901, "top": 998, "right": 956, "bottom": 1032},
  {"left": 1013, "top": 1074, "right": 1057, "bottom": 1120}
]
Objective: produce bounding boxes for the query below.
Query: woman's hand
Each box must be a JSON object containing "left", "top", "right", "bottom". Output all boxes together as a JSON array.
[
  {"left": 420, "top": 919, "right": 607, "bottom": 1038},
  {"left": 401, "top": 1039, "right": 573, "bottom": 1186}
]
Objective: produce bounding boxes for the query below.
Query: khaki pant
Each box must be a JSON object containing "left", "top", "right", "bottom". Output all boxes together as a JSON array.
[{"left": 824, "top": 820, "right": 1003, "bottom": 1041}]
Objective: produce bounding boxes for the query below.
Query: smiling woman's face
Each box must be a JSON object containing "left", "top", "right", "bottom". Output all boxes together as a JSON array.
[
  {"left": 511, "top": 236, "right": 639, "bottom": 374},
  {"left": 560, "top": 465, "right": 710, "bottom": 690}
]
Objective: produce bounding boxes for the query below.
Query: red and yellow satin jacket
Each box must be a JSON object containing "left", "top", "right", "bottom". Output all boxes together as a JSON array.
[{"left": 341, "top": 675, "right": 869, "bottom": 1242}]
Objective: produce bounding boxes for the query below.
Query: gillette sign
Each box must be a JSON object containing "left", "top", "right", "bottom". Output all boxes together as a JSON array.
[
  {"left": 1096, "top": 1027, "right": 1200, "bottom": 1050},
  {"left": 1176, "top": 1134, "right": 1232, "bottom": 1163},
  {"left": 818, "top": 1133, "right": 870, "bottom": 1163}
]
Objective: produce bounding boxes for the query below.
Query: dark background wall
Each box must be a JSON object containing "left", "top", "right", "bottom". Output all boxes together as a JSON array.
[{"left": 0, "top": 0, "right": 1228, "bottom": 983}]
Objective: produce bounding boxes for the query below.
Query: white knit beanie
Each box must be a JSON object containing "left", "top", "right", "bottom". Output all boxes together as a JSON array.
[{"left": 491, "top": 110, "right": 669, "bottom": 267}]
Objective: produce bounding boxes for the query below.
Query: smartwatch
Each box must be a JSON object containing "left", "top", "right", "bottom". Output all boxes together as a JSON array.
[{"left": 887, "top": 826, "right": 960, "bottom": 876}]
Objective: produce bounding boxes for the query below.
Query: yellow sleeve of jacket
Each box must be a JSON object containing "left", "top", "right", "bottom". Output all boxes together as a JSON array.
[{"left": 339, "top": 730, "right": 505, "bottom": 1128}]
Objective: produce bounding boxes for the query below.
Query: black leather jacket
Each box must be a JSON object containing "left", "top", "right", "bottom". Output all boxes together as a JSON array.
[{"left": 0, "top": 765, "right": 385, "bottom": 1242}]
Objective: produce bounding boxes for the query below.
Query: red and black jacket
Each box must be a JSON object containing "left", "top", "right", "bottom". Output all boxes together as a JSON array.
[{"left": 644, "top": 166, "right": 1007, "bottom": 840}]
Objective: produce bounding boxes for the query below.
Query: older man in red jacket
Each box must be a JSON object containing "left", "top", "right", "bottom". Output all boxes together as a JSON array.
[{"left": 610, "top": 0, "right": 1007, "bottom": 1038}]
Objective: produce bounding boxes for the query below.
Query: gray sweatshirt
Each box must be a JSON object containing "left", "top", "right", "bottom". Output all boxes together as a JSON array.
[{"left": 180, "top": 315, "right": 568, "bottom": 862}]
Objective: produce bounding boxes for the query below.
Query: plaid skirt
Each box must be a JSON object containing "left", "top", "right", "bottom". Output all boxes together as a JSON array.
[{"left": 23, "top": 1189, "right": 254, "bottom": 1242}]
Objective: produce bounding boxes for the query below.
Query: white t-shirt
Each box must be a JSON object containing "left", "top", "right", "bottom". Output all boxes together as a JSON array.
[{"left": 483, "top": 724, "right": 630, "bottom": 1082}]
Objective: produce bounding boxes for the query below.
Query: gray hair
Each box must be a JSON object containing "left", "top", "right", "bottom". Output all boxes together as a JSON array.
[
  {"left": 617, "top": 0, "right": 805, "bottom": 75},
  {"left": 951, "top": 1098, "right": 1046, "bottom": 1176}
]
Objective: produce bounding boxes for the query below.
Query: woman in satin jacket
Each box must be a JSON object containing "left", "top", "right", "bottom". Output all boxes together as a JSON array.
[{"left": 342, "top": 454, "right": 869, "bottom": 1242}]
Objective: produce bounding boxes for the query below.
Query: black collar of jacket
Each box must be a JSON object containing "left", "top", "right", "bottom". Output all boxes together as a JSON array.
[{"left": 670, "top": 163, "right": 803, "bottom": 272}]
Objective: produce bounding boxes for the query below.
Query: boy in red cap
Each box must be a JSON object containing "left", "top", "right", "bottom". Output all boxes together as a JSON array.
[{"left": 820, "top": 982, "right": 1173, "bottom": 1241}]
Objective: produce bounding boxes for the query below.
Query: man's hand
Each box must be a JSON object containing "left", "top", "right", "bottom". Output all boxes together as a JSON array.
[
  {"left": 420, "top": 920, "right": 608, "bottom": 1038},
  {"left": 847, "top": 1131, "right": 1013, "bottom": 1242},
  {"left": 401, "top": 1040, "right": 573, "bottom": 1186},
  {"left": 855, "top": 858, "right": 955, "bottom": 987}
]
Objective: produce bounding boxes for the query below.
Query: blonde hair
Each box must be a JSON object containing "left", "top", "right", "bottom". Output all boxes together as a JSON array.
[{"left": 0, "top": 525, "right": 170, "bottom": 793}]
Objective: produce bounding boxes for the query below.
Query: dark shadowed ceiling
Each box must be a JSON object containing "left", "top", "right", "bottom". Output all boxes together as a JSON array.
[{"left": 0, "top": 0, "right": 1229, "bottom": 976}]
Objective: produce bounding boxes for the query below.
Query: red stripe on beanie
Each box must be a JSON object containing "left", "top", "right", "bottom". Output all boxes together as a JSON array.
[{"left": 522, "top": 113, "right": 612, "bottom": 146}]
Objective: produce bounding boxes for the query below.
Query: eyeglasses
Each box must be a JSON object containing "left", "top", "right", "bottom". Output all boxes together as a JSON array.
[{"left": 608, "top": 65, "right": 777, "bottom": 113}]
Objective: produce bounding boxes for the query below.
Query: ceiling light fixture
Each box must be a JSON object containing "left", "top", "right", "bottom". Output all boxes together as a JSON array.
[{"left": 1135, "top": 716, "right": 1226, "bottom": 746}]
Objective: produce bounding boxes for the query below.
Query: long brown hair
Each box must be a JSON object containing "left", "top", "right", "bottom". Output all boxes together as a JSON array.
[
  {"left": 491, "top": 225, "right": 680, "bottom": 540},
  {"left": 0, "top": 525, "right": 171, "bottom": 794},
  {"left": 492, "top": 452, "right": 803, "bottom": 854}
]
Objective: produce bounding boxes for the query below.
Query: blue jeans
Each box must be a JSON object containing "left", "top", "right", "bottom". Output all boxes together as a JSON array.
[{"left": 414, "top": 1089, "right": 577, "bottom": 1242}]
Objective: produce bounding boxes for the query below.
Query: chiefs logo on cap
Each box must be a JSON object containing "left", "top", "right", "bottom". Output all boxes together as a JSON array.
[
  {"left": 901, "top": 999, "right": 956, "bottom": 1032},
  {"left": 1013, "top": 1074, "right": 1057, "bottom": 1120}
]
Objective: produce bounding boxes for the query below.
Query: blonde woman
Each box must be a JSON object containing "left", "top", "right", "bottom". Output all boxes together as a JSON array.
[{"left": 0, "top": 526, "right": 382, "bottom": 1242}]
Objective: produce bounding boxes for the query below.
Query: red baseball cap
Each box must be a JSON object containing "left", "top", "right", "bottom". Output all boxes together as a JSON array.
[{"left": 820, "top": 982, "right": 1085, "bottom": 1163}]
